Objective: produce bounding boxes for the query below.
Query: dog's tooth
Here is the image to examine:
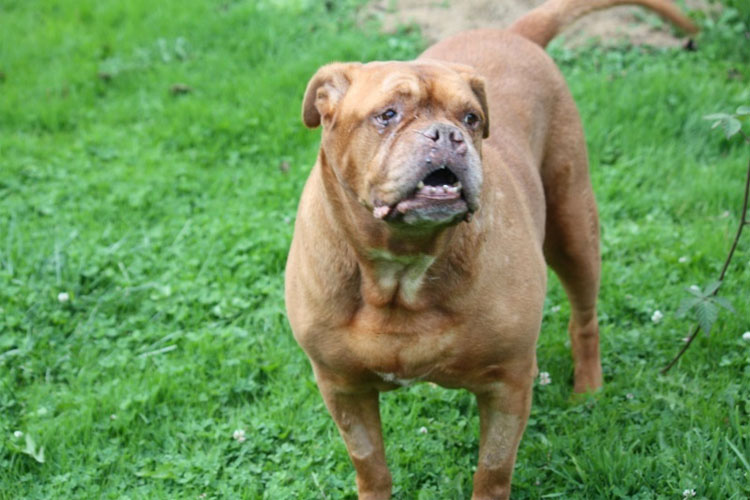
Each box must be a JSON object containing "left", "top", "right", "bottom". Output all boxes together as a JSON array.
[{"left": 417, "top": 181, "right": 425, "bottom": 189}]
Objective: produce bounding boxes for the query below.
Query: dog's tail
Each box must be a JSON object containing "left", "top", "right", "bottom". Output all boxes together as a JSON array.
[{"left": 508, "top": 0, "right": 698, "bottom": 48}]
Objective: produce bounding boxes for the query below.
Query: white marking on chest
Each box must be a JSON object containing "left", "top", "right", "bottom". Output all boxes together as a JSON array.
[
  {"left": 369, "top": 249, "right": 435, "bottom": 304},
  {"left": 375, "top": 371, "right": 418, "bottom": 387}
]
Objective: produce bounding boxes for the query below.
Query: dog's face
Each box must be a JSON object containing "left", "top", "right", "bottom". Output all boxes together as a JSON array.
[{"left": 302, "top": 60, "right": 489, "bottom": 228}]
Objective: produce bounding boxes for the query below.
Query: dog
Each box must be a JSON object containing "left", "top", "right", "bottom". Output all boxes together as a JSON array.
[{"left": 285, "top": 1, "right": 696, "bottom": 498}]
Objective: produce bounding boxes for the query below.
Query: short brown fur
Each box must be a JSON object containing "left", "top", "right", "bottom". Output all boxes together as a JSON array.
[{"left": 286, "top": 1, "right": 695, "bottom": 498}]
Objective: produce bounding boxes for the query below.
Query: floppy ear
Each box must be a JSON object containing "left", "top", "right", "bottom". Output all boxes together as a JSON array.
[
  {"left": 469, "top": 76, "right": 490, "bottom": 139},
  {"left": 301, "top": 62, "right": 361, "bottom": 128},
  {"left": 447, "top": 63, "right": 490, "bottom": 139}
]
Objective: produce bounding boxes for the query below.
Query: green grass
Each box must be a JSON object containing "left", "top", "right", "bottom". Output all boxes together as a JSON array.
[{"left": 1, "top": 1, "right": 749, "bottom": 498}]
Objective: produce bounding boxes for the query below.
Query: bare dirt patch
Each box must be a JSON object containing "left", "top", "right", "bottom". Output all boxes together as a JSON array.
[{"left": 364, "top": 0, "right": 707, "bottom": 48}]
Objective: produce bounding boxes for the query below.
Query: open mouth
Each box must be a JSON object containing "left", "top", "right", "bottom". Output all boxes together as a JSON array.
[
  {"left": 411, "top": 167, "right": 462, "bottom": 201},
  {"left": 373, "top": 166, "right": 469, "bottom": 223}
]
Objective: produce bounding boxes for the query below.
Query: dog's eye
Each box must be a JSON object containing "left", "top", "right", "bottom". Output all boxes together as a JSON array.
[
  {"left": 376, "top": 108, "right": 398, "bottom": 125},
  {"left": 464, "top": 112, "right": 480, "bottom": 129}
]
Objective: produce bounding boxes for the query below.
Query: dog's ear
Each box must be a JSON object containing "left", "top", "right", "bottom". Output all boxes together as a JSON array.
[
  {"left": 302, "top": 62, "right": 361, "bottom": 129},
  {"left": 447, "top": 63, "right": 490, "bottom": 139},
  {"left": 469, "top": 76, "right": 490, "bottom": 139}
]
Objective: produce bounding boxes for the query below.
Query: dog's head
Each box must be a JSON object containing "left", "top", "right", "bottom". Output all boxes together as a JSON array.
[{"left": 302, "top": 60, "right": 488, "bottom": 228}]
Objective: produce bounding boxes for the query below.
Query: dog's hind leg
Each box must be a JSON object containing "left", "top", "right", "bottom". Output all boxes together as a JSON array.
[{"left": 541, "top": 91, "right": 603, "bottom": 394}]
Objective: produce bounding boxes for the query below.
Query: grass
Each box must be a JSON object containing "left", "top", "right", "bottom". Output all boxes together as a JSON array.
[{"left": 1, "top": 0, "right": 749, "bottom": 498}]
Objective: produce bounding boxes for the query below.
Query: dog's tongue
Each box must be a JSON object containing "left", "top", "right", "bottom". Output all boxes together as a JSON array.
[{"left": 373, "top": 205, "right": 391, "bottom": 219}]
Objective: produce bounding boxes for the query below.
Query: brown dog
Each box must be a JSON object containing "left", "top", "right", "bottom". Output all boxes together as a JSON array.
[{"left": 285, "top": 0, "right": 696, "bottom": 498}]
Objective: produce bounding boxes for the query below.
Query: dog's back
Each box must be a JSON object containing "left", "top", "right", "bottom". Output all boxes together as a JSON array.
[{"left": 419, "top": 0, "right": 697, "bottom": 394}]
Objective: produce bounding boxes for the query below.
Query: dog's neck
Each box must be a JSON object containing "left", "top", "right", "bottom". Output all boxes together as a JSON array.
[{"left": 317, "top": 154, "right": 465, "bottom": 309}]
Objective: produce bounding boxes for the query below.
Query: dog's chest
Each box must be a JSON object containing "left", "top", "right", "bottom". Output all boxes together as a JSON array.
[{"left": 346, "top": 303, "right": 461, "bottom": 382}]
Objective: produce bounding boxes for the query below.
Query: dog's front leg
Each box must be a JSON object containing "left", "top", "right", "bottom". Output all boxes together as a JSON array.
[
  {"left": 314, "top": 368, "right": 391, "bottom": 499},
  {"left": 471, "top": 376, "right": 533, "bottom": 500}
]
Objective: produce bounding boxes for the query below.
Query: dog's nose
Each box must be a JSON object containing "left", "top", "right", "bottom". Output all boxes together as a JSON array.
[{"left": 423, "top": 123, "right": 467, "bottom": 154}]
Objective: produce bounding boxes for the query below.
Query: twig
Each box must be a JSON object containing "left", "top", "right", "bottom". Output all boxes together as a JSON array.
[
  {"left": 662, "top": 132, "right": 750, "bottom": 374},
  {"left": 661, "top": 324, "right": 701, "bottom": 374}
]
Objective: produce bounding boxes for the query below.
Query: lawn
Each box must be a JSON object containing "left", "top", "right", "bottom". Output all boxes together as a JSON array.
[{"left": 1, "top": 0, "right": 749, "bottom": 498}]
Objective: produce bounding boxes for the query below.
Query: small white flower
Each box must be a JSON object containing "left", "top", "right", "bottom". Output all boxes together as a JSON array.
[
  {"left": 57, "top": 292, "right": 70, "bottom": 303},
  {"left": 551, "top": 305, "right": 561, "bottom": 313},
  {"left": 651, "top": 310, "right": 663, "bottom": 324},
  {"left": 539, "top": 372, "right": 551, "bottom": 386},
  {"left": 742, "top": 331, "right": 750, "bottom": 342},
  {"left": 678, "top": 256, "right": 689, "bottom": 264},
  {"left": 110, "top": 414, "right": 117, "bottom": 420},
  {"left": 682, "top": 488, "right": 696, "bottom": 498},
  {"left": 418, "top": 426, "right": 428, "bottom": 434},
  {"left": 682, "top": 336, "right": 691, "bottom": 343},
  {"left": 626, "top": 393, "right": 634, "bottom": 400},
  {"left": 13, "top": 431, "right": 23, "bottom": 439},
  {"left": 232, "top": 429, "right": 246, "bottom": 443}
]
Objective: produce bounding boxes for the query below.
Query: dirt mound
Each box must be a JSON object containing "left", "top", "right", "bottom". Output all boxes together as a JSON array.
[{"left": 364, "top": 0, "right": 707, "bottom": 48}]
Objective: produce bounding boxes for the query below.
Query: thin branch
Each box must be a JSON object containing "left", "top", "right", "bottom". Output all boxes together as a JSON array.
[
  {"left": 717, "top": 157, "right": 750, "bottom": 284},
  {"left": 662, "top": 148, "right": 750, "bottom": 374},
  {"left": 662, "top": 324, "right": 701, "bottom": 375}
]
